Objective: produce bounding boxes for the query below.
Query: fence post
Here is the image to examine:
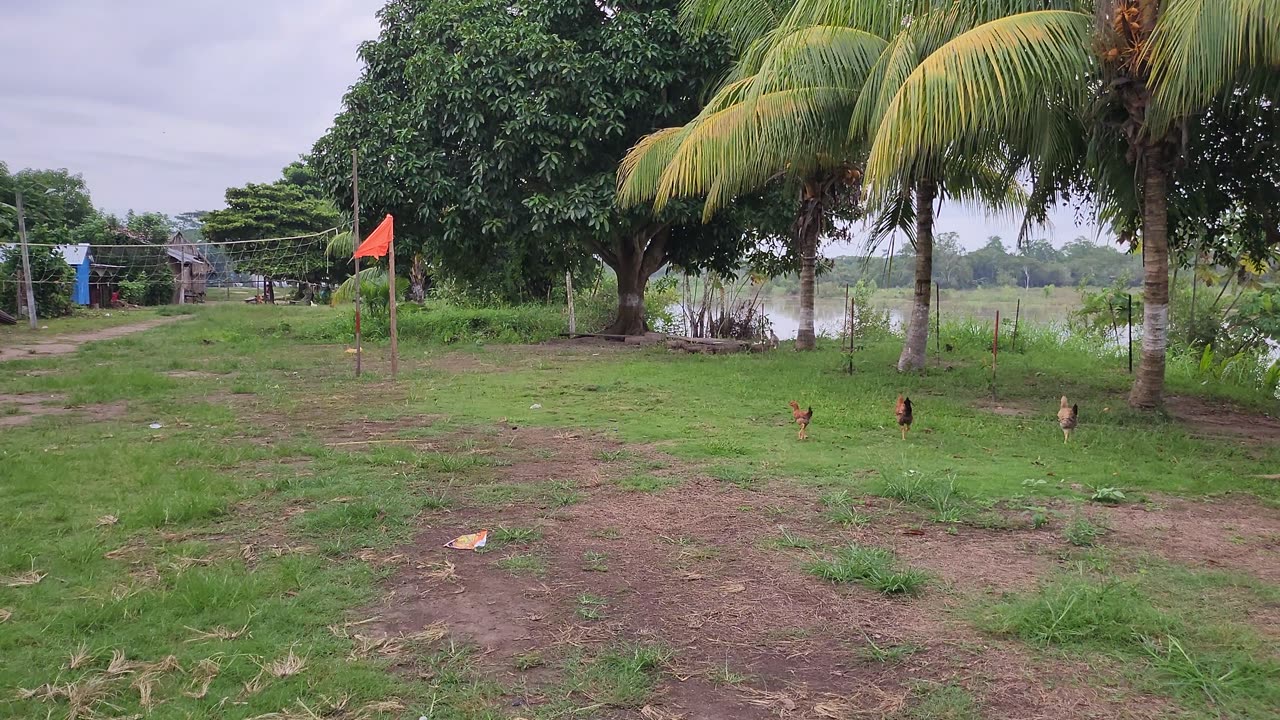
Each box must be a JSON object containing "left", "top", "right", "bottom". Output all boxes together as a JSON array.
[{"left": 15, "top": 191, "right": 37, "bottom": 329}]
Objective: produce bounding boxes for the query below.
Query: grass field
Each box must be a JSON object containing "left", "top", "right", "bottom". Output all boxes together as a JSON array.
[{"left": 1, "top": 303, "right": 1277, "bottom": 719}]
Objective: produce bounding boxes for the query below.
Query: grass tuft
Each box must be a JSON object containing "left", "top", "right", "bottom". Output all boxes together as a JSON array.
[{"left": 806, "top": 544, "right": 928, "bottom": 595}]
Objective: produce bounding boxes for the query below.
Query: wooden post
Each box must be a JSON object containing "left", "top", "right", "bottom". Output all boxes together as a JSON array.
[
  {"left": 15, "top": 191, "right": 37, "bottom": 329},
  {"left": 565, "top": 271, "right": 576, "bottom": 335},
  {"left": 388, "top": 236, "right": 398, "bottom": 379},
  {"left": 1012, "top": 298, "right": 1021, "bottom": 352},
  {"left": 352, "top": 149, "right": 362, "bottom": 377}
]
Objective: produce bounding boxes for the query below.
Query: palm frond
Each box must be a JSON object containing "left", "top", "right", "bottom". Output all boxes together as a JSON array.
[
  {"left": 655, "top": 86, "right": 857, "bottom": 218},
  {"left": 863, "top": 189, "right": 915, "bottom": 252},
  {"left": 331, "top": 266, "right": 387, "bottom": 305},
  {"left": 1147, "top": 0, "right": 1280, "bottom": 129},
  {"left": 680, "top": 0, "right": 797, "bottom": 52},
  {"left": 618, "top": 127, "right": 691, "bottom": 208},
  {"left": 864, "top": 10, "right": 1093, "bottom": 196},
  {"left": 326, "top": 230, "right": 354, "bottom": 260}
]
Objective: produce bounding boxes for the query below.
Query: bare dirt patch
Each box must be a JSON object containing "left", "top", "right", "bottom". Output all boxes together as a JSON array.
[
  {"left": 0, "top": 316, "right": 188, "bottom": 362},
  {"left": 1098, "top": 495, "right": 1280, "bottom": 583},
  {"left": 352, "top": 428, "right": 1159, "bottom": 719},
  {"left": 0, "top": 393, "right": 127, "bottom": 427},
  {"left": 972, "top": 398, "right": 1040, "bottom": 418},
  {"left": 1165, "top": 395, "right": 1280, "bottom": 446}
]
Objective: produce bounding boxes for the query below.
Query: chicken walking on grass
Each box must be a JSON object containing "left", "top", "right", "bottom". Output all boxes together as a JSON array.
[
  {"left": 789, "top": 401, "right": 813, "bottom": 441},
  {"left": 895, "top": 395, "right": 913, "bottom": 440},
  {"left": 1058, "top": 396, "right": 1079, "bottom": 443}
]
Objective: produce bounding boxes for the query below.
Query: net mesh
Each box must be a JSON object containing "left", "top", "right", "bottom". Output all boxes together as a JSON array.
[{"left": 1, "top": 229, "right": 340, "bottom": 308}]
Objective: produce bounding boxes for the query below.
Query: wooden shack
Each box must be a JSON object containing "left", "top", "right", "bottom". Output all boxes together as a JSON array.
[{"left": 165, "top": 231, "right": 212, "bottom": 304}]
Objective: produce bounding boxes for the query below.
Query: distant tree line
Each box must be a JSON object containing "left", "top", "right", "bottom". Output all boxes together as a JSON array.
[{"left": 763, "top": 234, "right": 1144, "bottom": 294}]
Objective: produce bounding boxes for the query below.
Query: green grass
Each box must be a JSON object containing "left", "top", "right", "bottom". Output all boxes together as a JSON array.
[
  {"left": 1, "top": 301, "right": 1277, "bottom": 718},
  {"left": 496, "top": 553, "right": 546, "bottom": 576},
  {"left": 563, "top": 641, "right": 673, "bottom": 708},
  {"left": 895, "top": 683, "right": 982, "bottom": 720},
  {"left": 984, "top": 572, "right": 1280, "bottom": 716},
  {"left": 1064, "top": 515, "right": 1107, "bottom": 547},
  {"left": 806, "top": 544, "right": 929, "bottom": 596}
]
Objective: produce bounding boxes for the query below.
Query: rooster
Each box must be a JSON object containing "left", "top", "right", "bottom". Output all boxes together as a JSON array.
[
  {"left": 1058, "top": 396, "right": 1078, "bottom": 443},
  {"left": 895, "top": 395, "right": 913, "bottom": 440},
  {"left": 788, "top": 400, "right": 813, "bottom": 440}
]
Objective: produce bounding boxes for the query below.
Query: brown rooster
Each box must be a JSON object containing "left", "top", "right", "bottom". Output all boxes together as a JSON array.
[
  {"left": 788, "top": 400, "right": 813, "bottom": 440},
  {"left": 1058, "top": 396, "right": 1078, "bottom": 443},
  {"left": 895, "top": 394, "right": 913, "bottom": 440}
]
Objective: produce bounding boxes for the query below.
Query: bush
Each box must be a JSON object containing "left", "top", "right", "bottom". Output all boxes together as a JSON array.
[
  {"left": 119, "top": 271, "right": 173, "bottom": 306},
  {"left": 0, "top": 245, "right": 75, "bottom": 318},
  {"left": 311, "top": 301, "right": 566, "bottom": 344}
]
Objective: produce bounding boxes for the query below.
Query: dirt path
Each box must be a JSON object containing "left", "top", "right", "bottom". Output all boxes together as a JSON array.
[{"left": 0, "top": 316, "right": 187, "bottom": 362}]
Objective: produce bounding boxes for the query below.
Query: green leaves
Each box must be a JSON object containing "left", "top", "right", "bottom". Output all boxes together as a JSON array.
[{"left": 313, "top": 0, "right": 749, "bottom": 302}]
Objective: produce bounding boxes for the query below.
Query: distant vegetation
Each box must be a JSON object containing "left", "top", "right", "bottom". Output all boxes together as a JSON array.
[{"left": 765, "top": 234, "right": 1144, "bottom": 295}]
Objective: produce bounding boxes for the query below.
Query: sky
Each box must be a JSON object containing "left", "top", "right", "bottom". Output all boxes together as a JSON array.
[{"left": 1, "top": 1, "right": 1104, "bottom": 252}]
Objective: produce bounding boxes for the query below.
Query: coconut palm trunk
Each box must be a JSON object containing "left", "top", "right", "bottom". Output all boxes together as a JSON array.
[
  {"left": 1129, "top": 153, "right": 1172, "bottom": 406},
  {"left": 794, "top": 181, "right": 824, "bottom": 351},
  {"left": 898, "top": 179, "right": 936, "bottom": 372}
]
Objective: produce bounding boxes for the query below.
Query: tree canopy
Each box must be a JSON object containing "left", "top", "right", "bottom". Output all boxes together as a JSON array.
[
  {"left": 202, "top": 169, "right": 341, "bottom": 284},
  {"left": 312, "top": 0, "right": 787, "bottom": 327}
]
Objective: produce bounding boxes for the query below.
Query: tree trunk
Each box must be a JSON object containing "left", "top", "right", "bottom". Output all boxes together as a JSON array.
[
  {"left": 409, "top": 254, "right": 427, "bottom": 302},
  {"left": 602, "top": 226, "right": 670, "bottom": 336},
  {"left": 1129, "top": 156, "right": 1171, "bottom": 408},
  {"left": 898, "top": 179, "right": 936, "bottom": 372},
  {"left": 794, "top": 182, "right": 823, "bottom": 351},
  {"left": 265, "top": 277, "right": 275, "bottom": 304}
]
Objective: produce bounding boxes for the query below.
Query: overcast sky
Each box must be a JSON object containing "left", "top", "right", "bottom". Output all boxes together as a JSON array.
[{"left": 1, "top": 1, "right": 1103, "bottom": 251}]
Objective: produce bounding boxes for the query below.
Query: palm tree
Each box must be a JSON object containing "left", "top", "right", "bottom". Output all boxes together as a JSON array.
[
  {"left": 619, "top": 20, "right": 888, "bottom": 349},
  {"left": 860, "top": 0, "right": 1280, "bottom": 406},
  {"left": 622, "top": 0, "right": 1026, "bottom": 358}
]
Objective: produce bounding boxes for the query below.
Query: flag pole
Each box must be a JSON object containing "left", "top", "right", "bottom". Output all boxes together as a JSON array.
[
  {"left": 352, "top": 149, "right": 362, "bottom": 377},
  {"left": 388, "top": 234, "right": 399, "bottom": 378}
]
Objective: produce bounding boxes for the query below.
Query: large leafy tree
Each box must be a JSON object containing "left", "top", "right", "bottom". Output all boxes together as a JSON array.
[
  {"left": 0, "top": 165, "right": 96, "bottom": 244},
  {"left": 859, "top": 0, "right": 1280, "bottom": 406},
  {"left": 312, "top": 0, "right": 776, "bottom": 334},
  {"left": 202, "top": 172, "right": 342, "bottom": 295}
]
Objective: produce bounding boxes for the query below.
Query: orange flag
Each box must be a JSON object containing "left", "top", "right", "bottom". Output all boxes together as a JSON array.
[{"left": 354, "top": 214, "right": 394, "bottom": 258}]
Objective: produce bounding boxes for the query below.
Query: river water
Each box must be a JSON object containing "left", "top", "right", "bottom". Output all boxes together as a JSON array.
[{"left": 671, "top": 294, "right": 1070, "bottom": 340}]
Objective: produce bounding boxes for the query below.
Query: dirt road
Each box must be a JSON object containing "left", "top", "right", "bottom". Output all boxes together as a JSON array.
[{"left": 0, "top": 316, "right": 186, "bottom": 362}]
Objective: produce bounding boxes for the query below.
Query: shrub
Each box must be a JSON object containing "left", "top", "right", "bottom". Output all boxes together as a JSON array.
[
  {"left": 0, "top": 245, "right": 75, "bottom": 317},
  {"left": 119, "top": 271, "right": 174, "bottom": 306},
  {"left": 311, "top": 301, "right": 566, "bottom": 344}
]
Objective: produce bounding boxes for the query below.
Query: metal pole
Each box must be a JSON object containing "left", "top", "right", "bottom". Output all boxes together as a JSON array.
[
  {"left": 15, "top": 191, "right": 37, "bottom": 330},
  {"left": 352, "top": 149, "right": 362, "bottom": 377},
  {"left": 1128, "top": 293, "right": 1133, "bottom": 374}
]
